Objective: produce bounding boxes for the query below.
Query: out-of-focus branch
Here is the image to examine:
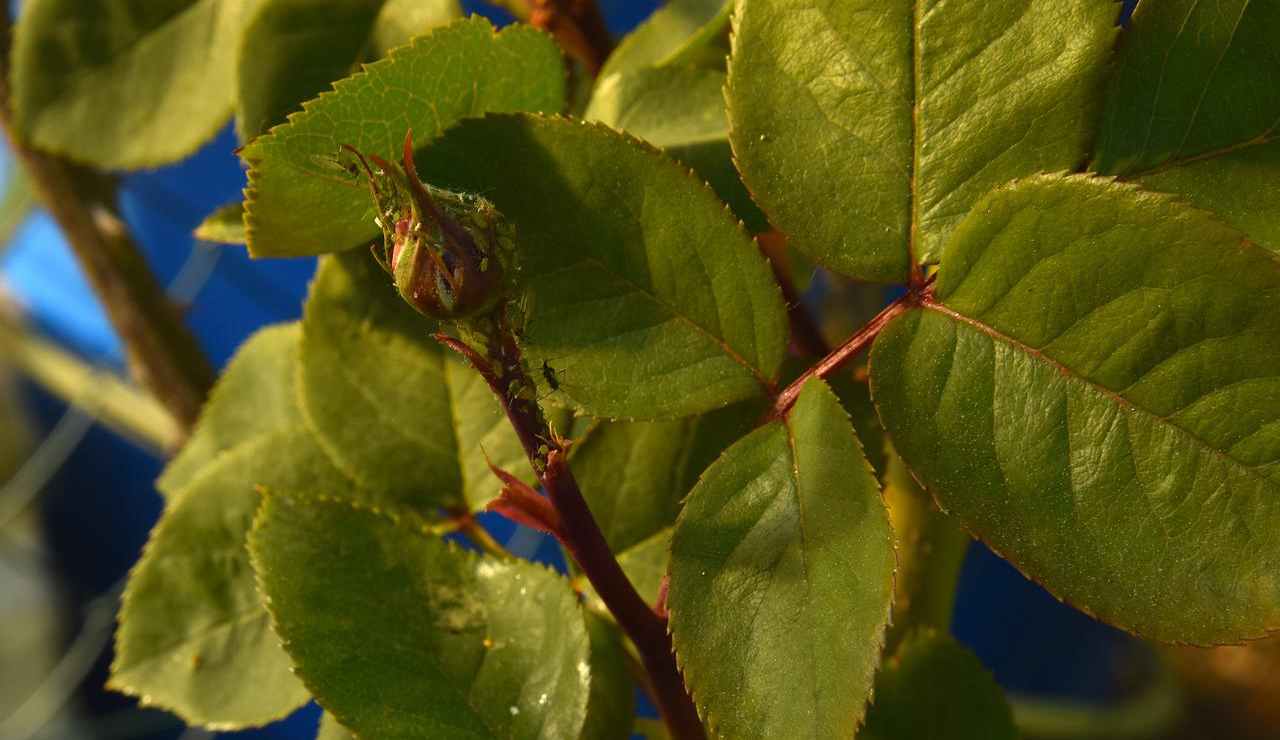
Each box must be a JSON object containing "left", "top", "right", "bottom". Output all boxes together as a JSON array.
[
  {"left": 529, "top": 0, "right": 613, "bottom": 74},
  {"left": 0, "top": 11, "right": 213, "bottom": 435},
  {"left": 0, "top": 304, "right": 181, "bottom": 453}
]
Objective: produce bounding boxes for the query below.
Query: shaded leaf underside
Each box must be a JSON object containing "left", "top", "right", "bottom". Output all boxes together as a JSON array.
[{"left": 1093, "top": 0, "right": 1280, "bottom": 253}]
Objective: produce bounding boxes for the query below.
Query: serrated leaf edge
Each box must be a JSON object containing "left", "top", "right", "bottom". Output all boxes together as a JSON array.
[
  {"left": 239, "top": 16, "right": 562, "bottom": 257},
  {"left": 666, "top": 377, "right": 896, "bottom": 739},
  {"left": 869, "top": 172, "right": 1280, "bottom": 645},
  {"left": 246, "top": 489, "right": 592, "bottom": 740}
]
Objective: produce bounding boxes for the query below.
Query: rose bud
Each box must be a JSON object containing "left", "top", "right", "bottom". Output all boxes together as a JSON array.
[{"left": 343, "top": 130, "right": 516, "bottom": 320}]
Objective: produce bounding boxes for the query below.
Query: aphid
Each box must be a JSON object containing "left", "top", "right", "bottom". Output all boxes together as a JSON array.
[{"left": 541, "top": 360, "right": 561, "bottom": 391}]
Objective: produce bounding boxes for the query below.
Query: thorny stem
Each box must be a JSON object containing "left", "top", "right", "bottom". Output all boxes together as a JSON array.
[
  {"left": 0, "top": 10, "right": 213, "bottom": 436},
  {"left": 769, "top": 292, "right": 918, "bottom": 419},
  {"left": 528, "top": 0, "right": 614, "bottom": 74},
  {"left": 436, "top": 320, "right": 706, "bottom": 740}
]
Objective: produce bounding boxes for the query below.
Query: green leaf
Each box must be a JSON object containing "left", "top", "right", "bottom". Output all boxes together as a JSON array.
[
  {"left": 10, "top": 0, "right": 257, "bottom": 169},
  {"left": 0, "top": 162, "right": 35, "bottom": 247},
  {"left": 1094, "top": 0, "right": 1277, "bottom": 174},
  {"left": 1093, "top": 1, "right": 1280, "bottom": 253},
  {"left": 574, "top": 405, "right": 757, "bottom": 554},
  {"left": 250, "top": 493, "right": 594, "bottom": 739},
  {"left": 194, "top": 203, "right": 247, "bottom": 244},
  {"left": 596, "top": 528, "right": 672, "bottom": 609},
  {"left": 881, "top": 444, "right": 968, "bottom": 650},
  {"left": 116, "top": 322, "right": 458, "bottom": 728},
  {"left": 300, "top": 249, "right": 530, "bottom": 512},
  {"left": 860, "top": 630, "right": 1016, "bottom": 740},
  {"left": 419, "top": 114, "right": 789, "bottom": 418},
  {"left": 110, "top": 431, "right": 346, "bottom": 727},
  {"left": 158, "top": 323, "right": 303, "bottom": 497},
  {"left": 1136, "top": 140, "right": 1280, "bottom": 255},
  {"left": 828, "top": 370, "right": 887, "bottom": 477},
  {"left": 234, "top": 0, "right": 460, "bottom": 139},
  {"left": 599, "top": 0, "right": 731, "bottom": 79},
  {"left": 586, "top": 66, "right": 768, "bottom": 232},
  {"left": 668, "top": 378, "right": 895, "bottom": 739},
  {"left": 727, "top": 0, "right": 1118, "bottom": 281},
  {"left": 317, "top": 713, "right": 354, "bottom": 740},
  {"left": 571, "top": 403, "right": 757, "bottom": 607},
  {"left": 870, "top": 174, "right": 1280, "bottom": 644},
  {"left": 111, "top": 325, "right": 322, "bottom": 727},
  {"left": 241, "top": 17, "right": 565, "bottom": 258}
]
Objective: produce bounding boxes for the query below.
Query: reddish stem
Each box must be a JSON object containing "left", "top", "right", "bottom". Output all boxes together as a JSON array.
[
  {"left": 435, "top": 326, "right": 706, "bottom": 740},
  {"left": 768, "top": 293, "right": 916, "bottom": 420}
]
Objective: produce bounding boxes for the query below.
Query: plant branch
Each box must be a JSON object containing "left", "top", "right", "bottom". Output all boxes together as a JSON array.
[
  {"left": 436, "top": 323, "right": 706, "bottom": 740},
  {"left": 528, "top": 0, "right": 613, "bottom": 74},
  {"left": 455, "top": 512, "right": 511, "bottom": 559},
  {"left": 1010, "top": 663, "right": 1182, "bottom": 740},
  {"left": 0, "top": 302, "right": 182, "bottom": 453},
  {"left": 0, "top": 11, "right": 213, "bottom": 434},
  {"left": 769, "top": 293, "right": 914, "bottom": 419}
]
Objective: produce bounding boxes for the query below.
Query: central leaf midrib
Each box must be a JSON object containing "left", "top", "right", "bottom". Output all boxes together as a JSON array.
[
  {"left": 907, "top": 0, "right": 923, "bottom": 269},
  {"left": 781, "top": 410, "right": 824, "bottom": 734},
  {"left": 923, "top": 301, "right": 1275, "bottom": 488}
]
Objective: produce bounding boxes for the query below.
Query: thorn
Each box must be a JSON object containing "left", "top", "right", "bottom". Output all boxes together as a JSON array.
[{"left": 654, "top": 575, "right": 670, "bottom": 619}]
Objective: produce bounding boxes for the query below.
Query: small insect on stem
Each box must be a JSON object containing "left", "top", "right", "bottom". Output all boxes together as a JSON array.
[{"left": 541, "top": 360, "right": 561, "bottom": 392}]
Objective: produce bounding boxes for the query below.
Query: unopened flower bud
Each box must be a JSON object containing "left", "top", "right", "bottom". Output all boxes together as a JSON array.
[{"left": 343, "top": 131, "right": 516, "bottom": 320}]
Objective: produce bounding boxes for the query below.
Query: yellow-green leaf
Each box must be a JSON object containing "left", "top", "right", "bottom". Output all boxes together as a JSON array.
[
  {"left": 419, "top": 114, "right": 789, "bottom": 418},
  {"left": 727, "top": 0, "right": 1118, "bottom": 281},
  {"left": 668, "top": 378, "right": 894, "bottom": 738},
  {"left": 241, "top": 17, "right": 565, "bottom": 257},
  {"left": 11, "top": 0, "right": 258, "bottom": 168},
  {"left": 871, "top": 174, "right": 1280, "bottom": 644}
]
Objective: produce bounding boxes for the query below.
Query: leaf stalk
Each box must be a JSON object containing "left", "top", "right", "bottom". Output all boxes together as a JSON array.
[{"left": 769, "top": 291, "right": 916, "bottom": 419}]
